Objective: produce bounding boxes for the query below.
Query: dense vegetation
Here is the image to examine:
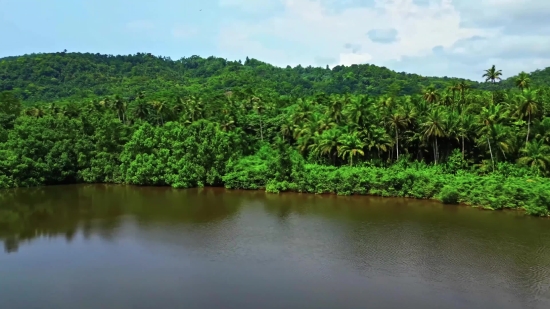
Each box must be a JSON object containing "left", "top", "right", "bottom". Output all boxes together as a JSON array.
[{"left": 1, "top": 52, "right": 550, "bottom": 216}]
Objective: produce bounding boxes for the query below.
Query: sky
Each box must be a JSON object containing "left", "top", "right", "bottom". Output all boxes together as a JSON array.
[{"left": 1, "top": 0, "right": 549, "bottom": 81}]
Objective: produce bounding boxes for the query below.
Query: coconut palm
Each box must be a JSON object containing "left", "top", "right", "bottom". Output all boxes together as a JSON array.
[
  {"left": 421, "top": 108, "right": 446, "bottom": 164},
  {"left": 518, "top": 139, "right": 550, "bottom": 175},
  {"left": 482, "top": 65, "right": 502, "bottom": 84},
  {"left": 478, "top": 104, "right": 507, "bottom": 171},
  {"left": 423, "top": 86, "right": 440, "bottom": 104},
  {"left": 515, "top": 89, "right": 540, "bottom": 144},
  {"left": 337, "top": 132, "right": 366, "bottom": 166},
  {"left": 457, "top": 113, "right": 477, "bottom": 159},
  {"left": 309, "top": 128, "right": 341, "bottom": 164},
  {"left": 534, "top": 118, "right": 550, "bottom": 144},
  {"left": 515, "top": 71, "right": 531, "bottom": 91},
  {"left": 386, "top": 110, "right": 409, "bottom": 160}
]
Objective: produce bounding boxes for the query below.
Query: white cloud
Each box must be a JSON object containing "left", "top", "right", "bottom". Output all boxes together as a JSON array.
[
  {"left": 338, "top": 52, "right": 373, "bottom": 66},
  {"left": 215, "top": 0, "right": 550, "bottom": 80}
]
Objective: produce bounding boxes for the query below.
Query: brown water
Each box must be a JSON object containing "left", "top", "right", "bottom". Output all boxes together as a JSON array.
[{"left": 0, "top": 185, "right": 549, "bottom": 309}]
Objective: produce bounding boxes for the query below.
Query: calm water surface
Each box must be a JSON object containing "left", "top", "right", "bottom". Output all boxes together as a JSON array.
[{"left": 0, "top": 185, "right": 549, "bottom": 309}]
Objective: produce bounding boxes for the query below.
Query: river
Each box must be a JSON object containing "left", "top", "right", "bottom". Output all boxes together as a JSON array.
[{"left": 0, "top": 185, "right": 549, "bottom": 309}]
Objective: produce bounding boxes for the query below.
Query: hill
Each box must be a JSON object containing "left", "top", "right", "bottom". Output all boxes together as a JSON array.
[
  {"left": 0, "top": 51, "right": 514, "bottom": 104},
  {"left": 1, "top": 51, "right": 550, "bottom": 216}
]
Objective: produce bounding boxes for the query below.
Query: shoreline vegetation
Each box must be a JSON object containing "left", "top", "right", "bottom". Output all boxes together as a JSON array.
[{"left": 0, "top": 52, "right": 550, "bottom": 216}]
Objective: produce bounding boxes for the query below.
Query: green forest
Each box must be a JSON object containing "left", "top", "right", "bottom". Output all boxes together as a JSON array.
[{"left": 1, "top": 52, "right": 550, "bottom": 216}]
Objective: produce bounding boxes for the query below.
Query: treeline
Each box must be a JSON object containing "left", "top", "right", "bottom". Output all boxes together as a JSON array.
[
  {"left": 4, "top": 52, "right": 550, "bottom": 103},
  {"left": 0, "top": 53, "right": 550, "bottom": 216}
]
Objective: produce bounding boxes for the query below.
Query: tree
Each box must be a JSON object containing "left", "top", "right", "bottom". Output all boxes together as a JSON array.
[
  {"left": 515, "top": 89, "right": 540, "bottom": 144},
  {"left": 337, "top": 132, "right": 365, "bottom": 166},
  {"left": 421, "top": 108, "right": 446, "bottom": 164},
  {"left": 423, "top": 86, "right": 440, "bottom": 104},
  {"left": 482, "top": 65, "right": 502, "bottom": 84},
  {"left": 518, "top": 139, "right": 550, "bottom": 175},
  {"left": 515, "top": 71, "right": 531, "bottom": 91},
  {"left": 386, "top": 110, "right": 409, "bottom": 160},
  {"left": 457, "top": 113, "right": 477, "bottom": 159},
  {"left": 0, "top": 91, "right": 22, "bottom": 129},
  {"left": 309, "top": 128, "right": 341, "bottom": 164}
]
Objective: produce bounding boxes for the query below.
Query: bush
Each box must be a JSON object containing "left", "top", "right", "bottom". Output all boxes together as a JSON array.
[{"left": 439, "top": 185, "right": 460, "bottom": 204}]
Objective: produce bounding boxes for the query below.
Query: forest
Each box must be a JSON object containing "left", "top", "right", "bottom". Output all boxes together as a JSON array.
[{"left": 1, "top": 52, "right": 550, "bottom": 216}]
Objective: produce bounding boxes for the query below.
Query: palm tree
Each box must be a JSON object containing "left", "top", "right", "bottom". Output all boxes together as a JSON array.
[
  {"left": 457, "top": 80, "right": 470, "bottom": 104},
  {"left": 534, "top": 118, "right": 550, "bottom": 144},
  {"left": 280, "top": 117, "right": 295, "bottom": 142},
  {"left": 362, "top": 125, "right": 391, "bottom": 159},
  {"left": 113, "top": 95, "right": 126, "bottom": 123},
  {"left": 518, "top": 139, "right": 550, "bottom": 175},
  {"left": 441, "top": 90, "right": 454, "bottom": 106},
  {"left": 482, "top": 65, "right": 502, "bottom": 84},
  {"left": 457, "top": 113, "right": 477, "bottom": 159},
  {"left": 184, "top": 96, "right": 204, "bottom": 123},
  {"left": 251, "top": 95, "right": 266, "bottom": 141},
  {"left": 309, "top": 128, "right": 341, "bottom": 164},
  {"left": 421, "top": 108, "right": 446, "bottom": 164},
  {"left": 337, "top": 132, "right": 366, "bottom": 166},
  {"left": 132, "top": 100, "right": 150, "bottom": 121},
  {"left": 386, "top": 110, "right": 409, "bottom": 160},
  {"left": 483, "top": 65, "right": 503, "bottom": 105},
  {"left": 172, "top": 97, "right": 186, "bottom": 118},
  {"left": 515, "top": 89, "right": 540, "bottom": 144},
  {"left": 150, "top": 100, "right": 166, "bottom": 125},
  {"left": 219, "top": 113, "right": 235, "bottom": 132},
  {"left": 490, "top": 124, "right": 512, "bottom": 160},
  {"left": 328, "top": 95, "right": 345, "bottom": 123},
  {"left": 293, "top": 98, "right": 314, "bottom": 124},
  {"left": 423, "top": 86, "right": 440, "bottom": 104},
  {"left": 515, "top": 71, "right": 530, "bottom": 91},
  {"left": 24, "top": 107, "right": 45, "bottom": 118},
  {"left": 343, "top": 95, "right": 368, "bottom": 128},
  {"left": 478, "top": 104, "right": 507, "bottom": 171}
]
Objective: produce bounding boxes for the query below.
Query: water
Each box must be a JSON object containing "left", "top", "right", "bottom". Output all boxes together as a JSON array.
[{"left": 1, "top": 185, "right": 549, "bottom": 309}]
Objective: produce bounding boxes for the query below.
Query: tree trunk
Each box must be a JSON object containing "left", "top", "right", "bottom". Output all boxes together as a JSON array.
[
  {"left": 259, "top": 114, "right": 264, "bottom": 141},
  {"left": 526, "top": 112, "right": 531, "bottom": 144},
  {"left": 462, "top": 136, "right": 465, "bottom": 159},
  {"left": 435, "top": 138, "right": 439, "bottom": 164},
  {"left": 487, "top": 135, "right": 495, "bottom": 172},
  {"left": 433, "top": 141, "right": 437, "bottom": 165},
  {"left": 395, "top": 127, "right": 399, "bottom": 160}
]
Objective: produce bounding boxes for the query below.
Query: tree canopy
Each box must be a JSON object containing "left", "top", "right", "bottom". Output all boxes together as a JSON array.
[{"left": 1, "top": 52, "right": 550, "bottom": 216}]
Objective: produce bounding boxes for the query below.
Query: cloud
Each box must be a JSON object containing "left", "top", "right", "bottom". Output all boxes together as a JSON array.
[
  {"left": 314, "top": 56, "right": 337, "bottom": 66},
  {"left": 344, "top": 43, "right": 361, "bottom": 53},
  {"left": 215, "top": 0, "right": 550, "bottom": 80},
  {"left": 456, "top": 0, "right": 550, "bottom": 35},
  {"left": 367, "top": 28, "right": 398, "bottom": 44}
]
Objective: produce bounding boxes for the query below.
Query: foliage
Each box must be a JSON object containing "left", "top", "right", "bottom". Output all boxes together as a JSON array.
[{"left": 1, "top": 52, "right": 550, "bottom": 216}]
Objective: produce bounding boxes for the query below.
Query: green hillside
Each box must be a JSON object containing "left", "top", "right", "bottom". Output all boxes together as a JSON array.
[
  {"left": 0, "top": 52, "right": 499, "bottom": 103},
  {"left": 1, "top": 51, "right": 550, "bottom": 217}
]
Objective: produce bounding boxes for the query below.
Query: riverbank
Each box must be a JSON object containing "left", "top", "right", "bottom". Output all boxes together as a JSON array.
[
  {"left": 1, "top": 137, "right": 549, "bottom": 217},
  {"left": 221, "top": 152, "right": 550, "bottom": 217},
  {"left": 2, "top": 163, "right": 549, "bottom": 217}
]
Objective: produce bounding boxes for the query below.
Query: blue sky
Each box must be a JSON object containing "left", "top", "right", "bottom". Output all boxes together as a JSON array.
[{"left": 1, "top": 0, "right": 549, "bottom": 81}]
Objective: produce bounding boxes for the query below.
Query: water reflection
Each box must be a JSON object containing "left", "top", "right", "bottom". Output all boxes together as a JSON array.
[
  {"left": 0, "top": 185, "right": 549, "bottom": 309},
  {"left": 0, "top": 185, "right": 243, "bottom": 253}
]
